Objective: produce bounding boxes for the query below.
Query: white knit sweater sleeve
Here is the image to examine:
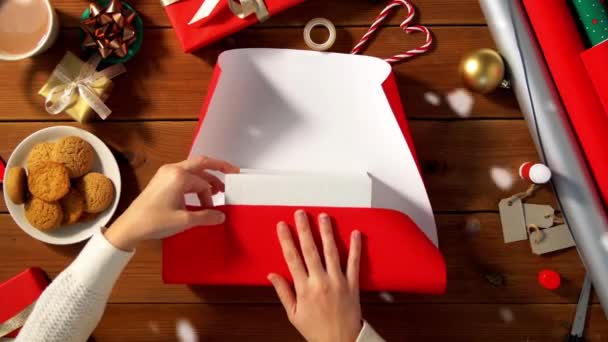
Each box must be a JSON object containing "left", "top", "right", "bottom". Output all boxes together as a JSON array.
[
  {"left": 16, "top": 231, "right": 134, "bottom": 342},
  {"left": 357, "top": 321, "right": 386, "bottom": 342},
  {"left": 15, "top": 230, "right": 383, "bottom": 342}
]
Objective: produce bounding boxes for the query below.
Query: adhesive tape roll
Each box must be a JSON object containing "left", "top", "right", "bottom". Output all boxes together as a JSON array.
[{"left": 303, "top": 18, "right": 337, "bottom": 51}]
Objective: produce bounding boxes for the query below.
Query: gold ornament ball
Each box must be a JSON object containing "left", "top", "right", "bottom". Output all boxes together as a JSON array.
[{"left": 459, "top": 48, "right": 505, "bottom": 94}]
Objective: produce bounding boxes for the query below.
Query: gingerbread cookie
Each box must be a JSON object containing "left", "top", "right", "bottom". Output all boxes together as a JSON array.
[
  {"left": 25, "top": 198, "right": 63, "bottom": 231},
  {"left": 60, "top": 189, "right": 85, "bottom": 225},
  {"left": 5, "top": 166, "right": 27, "bottom": 204},
  {"left": 27, "top": 161, "right": 70, "bottom": 202},
  {"left": 26, "top": 142, "right": 54, "bottom": 171},
  {"left": 51, "top": 136, "right": 94, "bottom": 178},
  {"left": 75, "top": 172, "right": 114, "bottom": 213},
  {"left": 79, "top": 211, "right": 99, "bottom": 223}
]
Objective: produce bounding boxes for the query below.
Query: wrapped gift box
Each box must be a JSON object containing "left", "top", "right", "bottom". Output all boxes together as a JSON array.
[
  {"left": 0, "top": 268, "right": 49, "bottom": 338},
  {"left": 38, "top": 52, "right": 114, "bottom": 123},
  {"left": 581, "top": 40, "right": 608, "bottom": 116},
  {"left": 163, "top": 0, "right": 305, "bottom": 53}
]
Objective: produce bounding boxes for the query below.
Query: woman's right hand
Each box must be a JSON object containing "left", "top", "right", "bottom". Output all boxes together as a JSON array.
[{"left": 268, "top": 210, "right": 363, "bottom": 342}]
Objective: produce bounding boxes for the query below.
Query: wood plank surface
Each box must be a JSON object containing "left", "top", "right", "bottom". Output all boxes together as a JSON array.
[
  {"left": 93, "top": 303, "right": 606, "bottom": 341},
  {"left": 0, "top": 121, "right": 553, "bottom": 214},
  {"left": 3, "top": 0, "right": 600, "bottom": 340},
  {"left": 52, "top": 0, "right": 486, "bottom": 28},
  {"left": 0, "top": 27, "right": 520, "bottom": 122},
  {"left": 0, "top": 212, "right": 584, "bottom": 304}
]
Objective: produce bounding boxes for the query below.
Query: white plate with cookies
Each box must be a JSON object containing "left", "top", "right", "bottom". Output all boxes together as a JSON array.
[{"left": 3, "top": 126, "right": 121, "bottom": 245}]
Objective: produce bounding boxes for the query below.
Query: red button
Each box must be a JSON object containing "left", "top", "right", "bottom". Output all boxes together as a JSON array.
[{"left": 538, "top": 269, "right": 561, "bottom": 290}]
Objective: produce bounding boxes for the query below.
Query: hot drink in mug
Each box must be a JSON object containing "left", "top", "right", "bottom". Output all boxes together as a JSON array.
[{"left": 0, "top": 0, "right": 59, "bottom": 61}]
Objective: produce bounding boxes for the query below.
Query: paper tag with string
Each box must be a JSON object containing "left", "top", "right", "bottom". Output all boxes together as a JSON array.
[
  {"left": 499, "top": 198, "right": 528, "bottom": 243},
  {"left": 523, "top": 204, "right": 555, "bottom": 229},
  {"left": 529, "top": 224, "right": 575, "bottom": 255}
]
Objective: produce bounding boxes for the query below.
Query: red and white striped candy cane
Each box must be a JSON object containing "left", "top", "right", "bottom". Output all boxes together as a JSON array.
[{"left": 351, "top": 0, "right": 433, "bottom": 64}]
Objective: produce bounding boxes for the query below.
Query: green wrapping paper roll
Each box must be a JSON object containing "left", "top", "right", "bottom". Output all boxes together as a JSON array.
[{"left": 570, "top": 0, "right": 608, "bottom": 46}]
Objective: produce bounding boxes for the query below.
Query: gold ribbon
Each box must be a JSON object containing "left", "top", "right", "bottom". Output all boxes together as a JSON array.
[
  {"left": 0, "top": 302, "right": 35, "bottom": 338},
  {"left": 161, "top": 0, "right": 269, "bottom": 24},
  {"left": 45, "top": 54, "right": 126, "bottom": 120}
]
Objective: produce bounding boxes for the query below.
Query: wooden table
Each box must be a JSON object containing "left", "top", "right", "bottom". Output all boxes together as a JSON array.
[{"left": 0, "top": 0, "right": 604, "bottom": 340}]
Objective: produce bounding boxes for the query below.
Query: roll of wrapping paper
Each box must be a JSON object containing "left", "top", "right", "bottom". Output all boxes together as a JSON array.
[
  {"left": 523, "top": 0, "right": 608, "bottom": 207},
  {"left": 570, "top": 0, "right": 608, "bottom": 47},
  {"left": 478, "top": 0, "right": 608, "bottom": 317}
]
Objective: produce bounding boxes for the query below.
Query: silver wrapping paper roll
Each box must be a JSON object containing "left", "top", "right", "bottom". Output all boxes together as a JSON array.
[{"left": 479, "top": 0, "right": 608, "bottom": 315}]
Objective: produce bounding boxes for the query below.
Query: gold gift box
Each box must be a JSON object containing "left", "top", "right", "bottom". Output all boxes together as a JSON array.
[{"left": 38, "top": 52, "right": 113, "bottom": 123}]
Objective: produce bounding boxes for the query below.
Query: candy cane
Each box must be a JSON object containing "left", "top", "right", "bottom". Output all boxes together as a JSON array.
[{"left": 351, "top": 0, "right": 433, "bottom": 64}]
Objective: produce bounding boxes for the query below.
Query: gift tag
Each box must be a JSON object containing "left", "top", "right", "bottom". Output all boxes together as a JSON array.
[
  {"left": 529, "top": 224, "right": 575, "bottom": 255},
  {"left": 523, "top": 204, "right": 555, "bottom": 228},
  {"left": 499, "top": 198, "right": 528, "bottom": 243}
]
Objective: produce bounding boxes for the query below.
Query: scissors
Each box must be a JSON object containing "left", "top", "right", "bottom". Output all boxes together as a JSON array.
[{"left": 566, "top": 274, "right": 592, "bottom": 341}]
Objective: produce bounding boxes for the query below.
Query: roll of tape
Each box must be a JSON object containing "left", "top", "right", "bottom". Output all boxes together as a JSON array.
[{"left": 303, "top": 18, "right": 337, "bottom": 51}]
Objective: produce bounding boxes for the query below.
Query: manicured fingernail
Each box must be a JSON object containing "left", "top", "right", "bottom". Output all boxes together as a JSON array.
[
  {"left": 320, "top": 213, "right": 329, "bottom": 219},
  {"left": 296, "top": 210, "right": 306, "bottom": 218},
  {"left": 267, "top": 274, "right": 274, "bottom": 282},
  {"left": 353, "top": 230, "right": 361, "bottom": 239},
  {"left": 212, "top": 210, "right": 226, "bottom": 223}
]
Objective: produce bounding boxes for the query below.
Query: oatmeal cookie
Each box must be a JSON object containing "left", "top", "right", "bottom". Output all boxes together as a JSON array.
[
  {"left": 60, "top": 189, "right": 85, "bottom": 225},
  {"left": 27, "top": 161, "right": 70, "bottom": 202},
  {"left": 25, "top": 198, "right": 63, "bottom": 231},
  {"left": 75, "top": 172, "right": 114, "bottom": 213},
  {"left": 51, "top": 136, "right": 94, "bottom": 178},
  {"left": 5, "top": 166, "right": 27, "bottom": 204},
  {"left": 26, "top": 142, "right": 54, "bottom": 171}
]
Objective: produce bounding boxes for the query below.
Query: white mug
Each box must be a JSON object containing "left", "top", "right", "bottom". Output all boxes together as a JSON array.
[{"left": 0, "top": 0, "right": 60, "bottom": 61}]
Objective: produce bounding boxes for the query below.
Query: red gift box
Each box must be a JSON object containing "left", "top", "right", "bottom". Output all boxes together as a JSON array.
[
  {"left": 581, "top": 40, "right": 608, "bottom": 117},
  {"left": 0, "top": 268, "right": 49, "bottom": 338},
  {"left": 163, "top": 0, "right": 305, "bottom": 53},
  {"left": 0, "top": 158, "right": 5, "bottom": 183}
]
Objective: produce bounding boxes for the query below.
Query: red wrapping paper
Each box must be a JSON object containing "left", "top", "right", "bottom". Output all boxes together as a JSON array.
[
  {"left": 0, "top": 268, "right": 49, "bottom": 338},
  {"left": 0, "top": 159, "right": 5, "bottom": 183},
  {"left": 581, "top": 40, "right": 608, "bottom": 116},
  {"left": 163, "top": 61, "right": 446, "bottom": 293},
  {"left": 524, "top": 0, "right": 608, "bottom": 207},
  {"left": 164, "top": 206, "right": 446, "bottom": 293},
  {"left": 164, "top": 0, "right": 305, "bottom": 52}
]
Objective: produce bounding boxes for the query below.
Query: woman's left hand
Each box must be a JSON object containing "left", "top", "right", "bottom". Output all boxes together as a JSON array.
[{"left": 105, "top": 156, "right": 239, "bottom": 251}]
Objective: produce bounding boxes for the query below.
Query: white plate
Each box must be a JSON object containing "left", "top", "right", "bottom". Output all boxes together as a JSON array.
[{"left": 3, "top": 126, "right": 121, "bottom": 245}]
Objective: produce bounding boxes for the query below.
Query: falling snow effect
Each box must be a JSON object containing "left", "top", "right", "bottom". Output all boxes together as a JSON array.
[
  {"left": 176, "top": 319, "right": 199, "bottom": 342},
  {"left": 465, "top": 217, "right": 481, "bottom": 236},
  {"left": 378, "top": 291, "right": 395, "bottom": 303},
  {"left": 247, "top": 126, "right": 262, "bottom": 138},
  {"left": 498, "top": 307, "right": 515, "bottom": 323},
  {"left": 424, "top": 91, "right": 441, "bottom": 106},
  {"left": 446, "top": 88, "right": 474, "bottom": 118},
  {"left": 490, "top": 166, "right": 514, "bottom": 191}
]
